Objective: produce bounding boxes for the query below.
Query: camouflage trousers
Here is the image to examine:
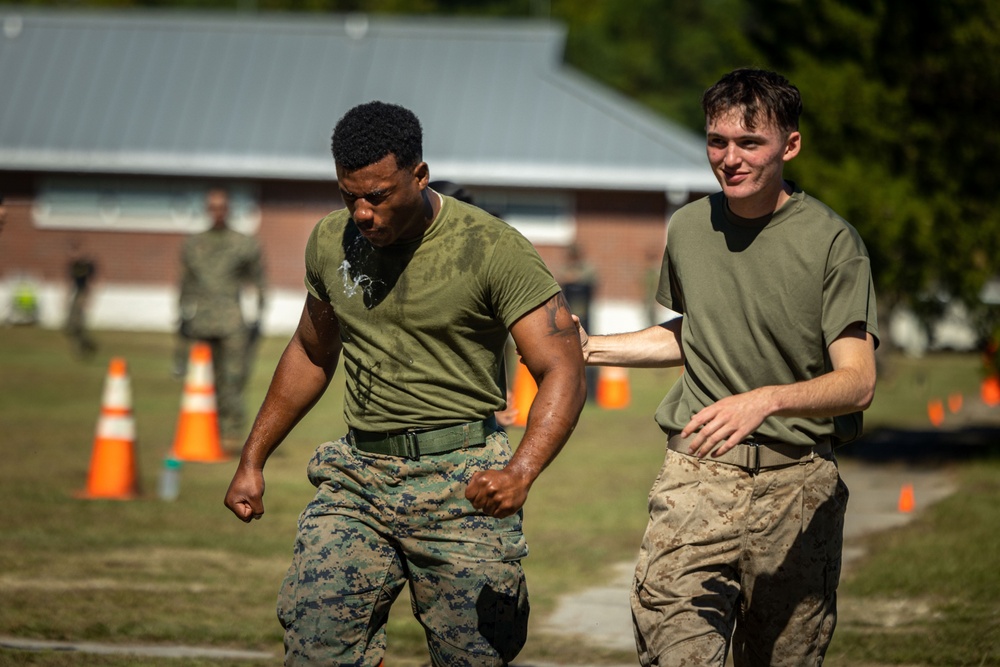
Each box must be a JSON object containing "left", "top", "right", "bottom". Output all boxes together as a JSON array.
[
  {"left": 278, "top": 430, "right": 530, "bottom": 667},
  {"left": 631, "top": 446, "right": 848, "bottom": 667}
]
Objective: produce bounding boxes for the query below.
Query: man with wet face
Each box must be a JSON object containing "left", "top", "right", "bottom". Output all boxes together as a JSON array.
[
  {"left": 576, "top": 69, "right": 879, "bottom": 665},
  {"left": 224, "top": 101, "right": 586, "bottom": 666}
]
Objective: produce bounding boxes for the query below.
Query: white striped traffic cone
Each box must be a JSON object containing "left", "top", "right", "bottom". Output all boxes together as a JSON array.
[
  {"left": 170, "top": 342, "right": 228, "bottom": 462},
  {"left": 78, "top": 357, "right": 140, "bottom": 499}
]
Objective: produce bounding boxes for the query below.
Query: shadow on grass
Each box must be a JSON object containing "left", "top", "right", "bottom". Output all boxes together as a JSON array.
[{"left": 839, "top": 425, "right": 1000, "bottom": 462}]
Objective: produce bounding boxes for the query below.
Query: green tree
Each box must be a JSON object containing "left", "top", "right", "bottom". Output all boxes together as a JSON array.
[
  {"left": 745, "top": 0, "right": 1000, "bottom": 341},
  {"left": 552, "top": 0, "right": 759, "bottom": 129}
]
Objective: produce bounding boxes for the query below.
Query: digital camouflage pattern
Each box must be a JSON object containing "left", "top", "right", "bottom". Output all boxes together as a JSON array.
[
  {"left": 278, "top": 430, "right": 529, "bottom": 666},
  {"left": 631, "top": 448, "right": 846, "bottom": 667}
]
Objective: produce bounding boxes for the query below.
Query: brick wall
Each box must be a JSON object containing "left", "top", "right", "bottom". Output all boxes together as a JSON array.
[{"left": 1, "top": 178, "right": 686, "bottom": 333}]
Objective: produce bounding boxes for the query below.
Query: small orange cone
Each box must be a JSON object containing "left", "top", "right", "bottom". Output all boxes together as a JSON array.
[
  {"left": 509, "top": 361, "right": 537, "bottom": 428},
  {"left": 898, "top": 483, "right": 915, "bottom": 513},
  {"left": 596, "top": 366, "right": 631, "bottom": 410},
  {"left": 170, "top": 342, "right": 228, "bottom": 462},
  {"left": 982, "top": 375, "right": 1000, "bottom": 407},
  {"left": 947, "top": 393, "right": 963, "bottom": 413},
  {"left": 79, "top": 357, "right": 139, "bottom": 500},
  {"left": 927, "top": 399, "right": 945, "bottom": 427}
]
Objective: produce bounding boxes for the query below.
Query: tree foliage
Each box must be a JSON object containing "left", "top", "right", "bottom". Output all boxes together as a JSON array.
[{"left": 743, "top": 0, "right": 1000, "bottom": 341}]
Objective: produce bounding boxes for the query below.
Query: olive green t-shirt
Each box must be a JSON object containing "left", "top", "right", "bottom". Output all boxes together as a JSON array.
[
  {"left": 305, "top": 194, "right": 559, "bottom": 432},
  {"left": 655, "top": 186, "right": 879, "bottom": 445}
]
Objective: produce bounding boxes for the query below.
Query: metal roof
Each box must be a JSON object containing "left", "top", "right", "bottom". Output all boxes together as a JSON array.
[{"left": 0, "top": 8, "right": 717, "bottom": 192}]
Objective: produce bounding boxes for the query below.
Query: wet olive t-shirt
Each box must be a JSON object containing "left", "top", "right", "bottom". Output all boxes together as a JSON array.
[
  {"left": 305, "top": 194, "right": 559, "bottom": 432},
  {"left": 655, "top": 186, "right": 879, "bottom": 445}
]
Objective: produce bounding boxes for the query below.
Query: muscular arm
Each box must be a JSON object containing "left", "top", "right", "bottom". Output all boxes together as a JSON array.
[
  {"left": 578, "top": 316, "right": 684, "bottom": 368},
  {"left": 465, "top": 292, "right": 586, "bottom": 518},
  {"left": 683, "top": 322, "right": 877, "bottom": 458},
  {"left": 224, "top": 294, "right": 342, "bottom": 522}
]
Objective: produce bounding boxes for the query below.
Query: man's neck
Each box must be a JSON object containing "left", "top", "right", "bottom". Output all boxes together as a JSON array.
[{"left": 727, "top": 180, "right": 793, "bottom": 220}]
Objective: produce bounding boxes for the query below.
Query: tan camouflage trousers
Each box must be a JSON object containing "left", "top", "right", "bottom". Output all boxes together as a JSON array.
[
  {"left": 631, "top": 447, "right": 848, "bottom": 667},
  {"left": 278, "top": 431, "right": 529, "bottom": 667}
]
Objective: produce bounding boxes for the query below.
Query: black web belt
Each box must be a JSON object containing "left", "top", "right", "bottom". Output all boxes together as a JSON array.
[
  {"left": 349, "top": 416, "right": 498, "bottom": 460},
  {"left": 667, "top": 432, "right": 832, "bottom": 474}
]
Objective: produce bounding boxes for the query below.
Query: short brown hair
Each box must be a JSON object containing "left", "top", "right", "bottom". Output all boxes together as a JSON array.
[{"left": 702, "top": 68, "right": 802, "bottom": 133}]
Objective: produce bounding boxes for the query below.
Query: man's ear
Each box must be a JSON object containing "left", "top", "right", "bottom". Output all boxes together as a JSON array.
[
  {"left": 413, "top": 161, "right": 430, "bottom": 188},
  {"left": 783, "top": 131, "right": 802, "bottom": 162}
]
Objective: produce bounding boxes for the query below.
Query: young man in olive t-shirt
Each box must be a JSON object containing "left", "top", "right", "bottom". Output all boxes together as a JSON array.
[
  {"left": 224, "top": 101, "right": 585, "bottom": 666},
  {"left": 577, "top": 69, "right": 878, "bottom": 666}
]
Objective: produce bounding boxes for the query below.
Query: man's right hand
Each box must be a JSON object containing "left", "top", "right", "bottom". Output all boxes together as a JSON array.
[
  {"left": 571, "top": 314, "right": 590, "bottom": 363},
  {"left": 224, "top": 466, "right": 266, "bottom": 523}
]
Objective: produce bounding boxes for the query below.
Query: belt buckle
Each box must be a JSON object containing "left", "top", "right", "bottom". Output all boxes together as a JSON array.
[
  {"left": 400, "top": 431, "right": 420, "bottom": 460},
  {"left": 745, "top": 435, "right": 760, "bottom": 474}
]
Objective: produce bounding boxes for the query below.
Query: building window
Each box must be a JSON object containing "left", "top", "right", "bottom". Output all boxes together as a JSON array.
[
  {"left": 32, "top": 179, "right": 260, "bottom": 235},
  {"left": 471, "top": 189, "right": 574, "bottom": 245}
]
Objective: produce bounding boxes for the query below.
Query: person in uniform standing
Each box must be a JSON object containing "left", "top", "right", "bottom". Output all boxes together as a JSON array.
[
  {"left": 65, "top": 240, "right": 98, "bottom": 357},
  {"left": 178, "top": 188, "right": 267, "bottom": 446}
]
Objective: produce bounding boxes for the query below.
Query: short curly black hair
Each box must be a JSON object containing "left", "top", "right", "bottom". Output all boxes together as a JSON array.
[{"left": 331, "top": 101, "right": 423, "bottom": 172}]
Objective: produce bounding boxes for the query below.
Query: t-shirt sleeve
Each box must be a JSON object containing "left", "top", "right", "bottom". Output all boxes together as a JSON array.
[
  {"left": 656, "top": 227, "right": 683, "bottom": 313},
  {"left": 822, "top": 227, "right": 880, "bottom": 348},
  {"left": 487, "top": 227, "right": 561, "bottom": 328},
  {"left": 303, "top": 222, "right": 331, "bottom": 303}
]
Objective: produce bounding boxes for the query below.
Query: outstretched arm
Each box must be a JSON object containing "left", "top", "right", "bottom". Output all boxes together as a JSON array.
[
  {"left": 465, "top": 293, "right": 586, "bottom": 518},
  {"left": 576, "top": 314, "right": 685, "bottom": 368},
  {"left": 681, "top": 322, "right": 877, "bottom": 458},
  {"left": 224, "top": 294, "right": 341, "bottom": 522}
]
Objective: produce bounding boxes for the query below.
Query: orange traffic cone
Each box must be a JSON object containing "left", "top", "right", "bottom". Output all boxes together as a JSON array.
[
  {"left": 898, "top": 483, "right": 915, "bottom": 513},
  {"left": 78, "top": 357, "right": 140, "bottom": 500},
  {"left": 981, "top": 375, "right": 1000, "bottom": 407},
  {"left": 509, "top": 362, "right": 537, "bottom": 428},
  {"left": 170, "top": 342, "right": 228, "bottom": 462},
  {"left": 927, "top": 399, "right": 945, "bottom": 427},
  {"left": 596, "top": 366, "right": 631, "bottom": 410}
]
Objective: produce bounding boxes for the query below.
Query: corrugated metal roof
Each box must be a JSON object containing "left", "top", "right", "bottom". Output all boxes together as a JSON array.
[{"left": 0, "top": 8, "right": 717, "bottom": 192}]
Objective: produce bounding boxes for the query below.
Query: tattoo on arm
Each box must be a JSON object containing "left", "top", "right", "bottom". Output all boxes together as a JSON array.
[{"left": 544, "top": 293, "right": 577, "bottom": 337}]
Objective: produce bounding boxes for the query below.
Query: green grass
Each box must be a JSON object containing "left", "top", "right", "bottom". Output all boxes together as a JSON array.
[
  {"left": 826, "top": 460, "right": 1000, "bottom": 666},
  {"left": 1, "top": 326, "right": 999, "bottom": 665}
]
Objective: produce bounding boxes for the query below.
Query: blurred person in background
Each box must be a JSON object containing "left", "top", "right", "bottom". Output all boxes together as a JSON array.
[
  {"left": 576, "top": 68, "right": 878, "bottom": 666},
  {"left": 177, "top": 187, "right": 267, "bottom": 449},
  {"left": 65, "top": 239, "right": 98, "bottom": 358},
  {"left": 225, "top": 101, "right": 585, "bottom": 666}
]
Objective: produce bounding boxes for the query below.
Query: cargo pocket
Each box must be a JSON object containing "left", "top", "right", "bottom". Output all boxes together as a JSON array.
[{"left": 475, "top": 563, "right": 530, "bottom": 663}]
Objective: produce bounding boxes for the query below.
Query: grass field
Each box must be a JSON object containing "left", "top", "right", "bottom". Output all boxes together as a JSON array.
[{"left": 1, "top": 326, "right": 998, "bottom": 666}]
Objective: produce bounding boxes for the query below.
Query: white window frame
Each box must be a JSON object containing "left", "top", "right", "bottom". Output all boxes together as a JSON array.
[
  {"left": 470, "top": 189, "right": 575, "bottom": 245},
  {"left": 32, "top": 178, "right": 261, "bottom": 235}
]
